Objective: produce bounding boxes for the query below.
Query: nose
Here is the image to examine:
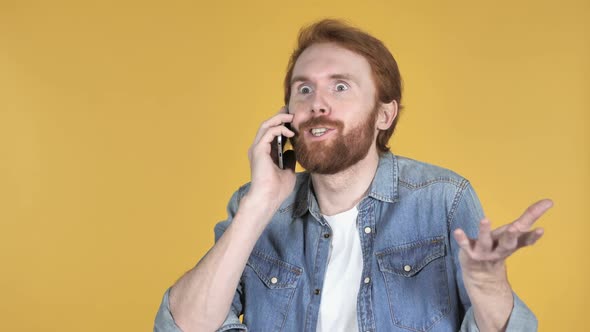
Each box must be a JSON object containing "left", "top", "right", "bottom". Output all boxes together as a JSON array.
[{"left": 310, "top": 90, "right": 330, "bottom": 115}]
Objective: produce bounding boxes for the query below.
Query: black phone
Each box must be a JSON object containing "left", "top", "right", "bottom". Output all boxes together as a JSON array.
[{"left": 276, "top": 122, "right": 292, "bottom": 169}]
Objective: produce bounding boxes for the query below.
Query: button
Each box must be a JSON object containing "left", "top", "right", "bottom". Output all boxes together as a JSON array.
[
  {"left": 314, "top": 289, "right": 321, "bottom": 295},
  {"left": 364, "top": 277, "right": 371, "bottom": 284},
  {"left": 270, "top": 277, "right": 278, "bottom": 284},
  {"left": 323, "top": 233, "right": 330, "bottom": 239},
  {"left": 364, "top": 227, "right": 372, "bottom": 234},
  {"left": 403, "top": 265, "right": 412, "bottom": 272}
]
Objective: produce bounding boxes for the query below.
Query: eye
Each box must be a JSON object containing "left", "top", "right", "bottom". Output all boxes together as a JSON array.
[
  {"left": 335, "top": 83, "right": 349, "bottom": 92},
  {"left": 298, "top": 85, "right": 312, "bottom": 94}
]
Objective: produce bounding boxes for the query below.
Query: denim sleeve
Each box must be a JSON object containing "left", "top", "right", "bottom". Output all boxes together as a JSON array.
[
  {"left": 153, "top": 187, "right": 249, "bottom": 332},
  {"left": 153, "top": 288, "right": 182, "bottom": 332},
  {"left": 153, "top": 288, "right": 248, "bottom": 332},
  {"left": 459, "top": 292, "right": 538, "bottom": 331},
  {"left": 450, "top": 181, "right": 538, "bottom": 332}
]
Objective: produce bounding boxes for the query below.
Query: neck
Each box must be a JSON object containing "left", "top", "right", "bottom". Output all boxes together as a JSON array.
[{"left": 310, "top": 146, "right": 380, "bottom": 216}]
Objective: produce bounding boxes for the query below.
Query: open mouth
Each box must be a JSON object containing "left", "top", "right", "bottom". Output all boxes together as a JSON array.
[{"left": 310, "top": 127, "right": 332, "bottom": 137}]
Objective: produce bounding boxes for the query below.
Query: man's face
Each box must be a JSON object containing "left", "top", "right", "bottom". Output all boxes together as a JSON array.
[{"left": 288, "top": 42, "right": 380, "bottom": 174}]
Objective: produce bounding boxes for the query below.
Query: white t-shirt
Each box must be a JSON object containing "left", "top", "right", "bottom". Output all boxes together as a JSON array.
[{"left": 316, "top": 206, "right": 362, "bottom": 332}]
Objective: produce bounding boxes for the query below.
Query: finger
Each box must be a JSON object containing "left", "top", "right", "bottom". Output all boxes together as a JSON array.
[
  {"left": 251, "top": 125, "right": 296, "bottom": 157},
  {"left": 475, "top": 218, "right": 494, "bottom": 252},
  {"left": 513, "top": 199, "right": 553, "bottom": 231},
  {"left": 453, "top": 229, "right": 475, "bottom": 252},
  {"left": 253, "top": 113, "right": 295, "bottom": 144},
  {"left": 495, "top": 225, "right": 519, "bottom": 258},
  {"left": 491, "top": 223, "right": 510, "bottom": 238},
  {"left": 262, "top": 125, "right": 295, "bottom": 145},
  {"left": 516, "top": 228, "right": 544, "bottom": 248},
  {"left": 253, "top": 113, "right": 294, "bottom": 144}
]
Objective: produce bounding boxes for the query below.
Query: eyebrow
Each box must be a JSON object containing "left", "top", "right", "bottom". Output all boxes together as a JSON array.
[{"left": 290, "top": 73, "right": 357, "bottom": 86}]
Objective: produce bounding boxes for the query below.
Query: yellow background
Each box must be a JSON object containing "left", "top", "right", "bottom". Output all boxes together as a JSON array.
[{"left": 1, "top": 1, "right": 588, "bottom": 331}]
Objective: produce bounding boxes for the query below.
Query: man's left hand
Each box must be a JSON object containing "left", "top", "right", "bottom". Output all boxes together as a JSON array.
[
  {"left": 453, "top": 199, "right": 553, "bottom": 282},
  {"left": 453, "top": 199, "right": 553, "bottom": 331}
]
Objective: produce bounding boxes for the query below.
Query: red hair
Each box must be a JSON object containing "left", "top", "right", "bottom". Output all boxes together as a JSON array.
[{"left": 284, "top": 19, "right": 404, "bottom": 153}]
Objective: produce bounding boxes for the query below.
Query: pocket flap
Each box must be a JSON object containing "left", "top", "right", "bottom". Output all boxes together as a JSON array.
[
  {"left": 247, "top": 250, "right": 302, "bottom": 289},
  {"left": 376, "top": 236, "right": 446, "bottom": 277}
]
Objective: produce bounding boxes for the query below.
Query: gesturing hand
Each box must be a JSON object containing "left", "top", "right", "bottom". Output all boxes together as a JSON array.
[
  {"left": 452, "top": 199, "right": 553, "bottom": 331},
  {"left": 453, "top": 199, "right": 553, "bottom": 281}
]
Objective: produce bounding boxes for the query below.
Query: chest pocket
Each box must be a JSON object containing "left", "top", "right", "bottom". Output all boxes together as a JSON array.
[
  {"left": 242, "top": 250, "right": 302, "bottom": 331},
  {"left": 376, "top": 236, "right": 450, "bottom": 332}
]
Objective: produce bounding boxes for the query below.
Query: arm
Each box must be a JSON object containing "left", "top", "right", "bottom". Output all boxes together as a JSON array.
[
  {"left": 167, "top": 194, "right": 279, "bottom": 331},
  {"left": 155, "top": 110, "right": 297, "bottom": 332},
  {"left": 452, "top": 182, "right": 552, "bottom": 332}
]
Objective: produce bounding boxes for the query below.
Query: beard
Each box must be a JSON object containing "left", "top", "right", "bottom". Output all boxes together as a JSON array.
[{"left": 291, "top": 105, "right": 379, "bottom": 175}]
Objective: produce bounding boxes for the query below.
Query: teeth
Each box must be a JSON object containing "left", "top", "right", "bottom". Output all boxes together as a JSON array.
[{"left": 311, "top": 128, "right": 328, "bottom": 136}]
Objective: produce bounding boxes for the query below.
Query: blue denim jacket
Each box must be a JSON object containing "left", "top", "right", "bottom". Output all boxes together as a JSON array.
[{"left": 155, "top": 152, "right": 537, "bottom": 332}]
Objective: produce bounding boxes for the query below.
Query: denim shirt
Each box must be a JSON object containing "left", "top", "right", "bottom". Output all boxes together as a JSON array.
[{"left": 155, "top": 152, "right": 537, "bottom": 332}]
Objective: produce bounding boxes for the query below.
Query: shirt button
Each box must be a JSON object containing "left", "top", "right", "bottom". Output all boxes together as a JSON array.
[
  {"left": 270, "top": 277, "right": 278, "bottom": 284},
  {"left": 404, "top": 265, "right": 412, "bottom": 272},
  {"left": 364, "top": 277, "right": 371, "bottom": 284},
  {"left": 314, "top": 288, "right": 321, "bottom": 295},
  {"left": 323, "top": 233, "right": 330, "bottom": 239},
  {"left": 364, "top": 227, "right": 372, "bottom": 234}
]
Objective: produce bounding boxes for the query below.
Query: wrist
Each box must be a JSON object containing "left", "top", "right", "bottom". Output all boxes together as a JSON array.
[
  {"left": 464, "top": 276, "right": 513, "bottom": 304},
  {"left": 463, "top": 262, "right": 512, "bottom": 303},
  {"left": 465, "top": 274, "right": 514, "bottom": 332},
  {"left": 470, "top": 290, "right": 514, "bottom": 332},
  {"left": 465, "top": 277, "right": 513, "bottom": 300},
  {"left": 236, "top": 193, "right": 279, "bottom": 223}
]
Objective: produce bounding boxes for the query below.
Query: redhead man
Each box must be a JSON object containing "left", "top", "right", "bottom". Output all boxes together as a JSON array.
[{"left": 155, "top": 19, "right": 551, "bottom": 332}]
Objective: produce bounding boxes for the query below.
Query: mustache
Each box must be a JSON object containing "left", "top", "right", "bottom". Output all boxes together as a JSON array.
[{"left": 297, "top": 117, "right": 344, "bottom": 134}]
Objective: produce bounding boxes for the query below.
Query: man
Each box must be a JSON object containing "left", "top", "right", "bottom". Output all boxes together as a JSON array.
[{"left": 154, "top": 19, "right": 552, "bottom": 332}]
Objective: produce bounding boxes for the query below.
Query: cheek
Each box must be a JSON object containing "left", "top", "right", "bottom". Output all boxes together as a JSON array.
[
  {"left": 288, "top": 96, "right": 307, "bottom": 110},
  {"left": 290, "top": 115, "right": 304, "bottom": 133},
  {"left": 287, "top": 101, "right": 307, "bottom": 125}
]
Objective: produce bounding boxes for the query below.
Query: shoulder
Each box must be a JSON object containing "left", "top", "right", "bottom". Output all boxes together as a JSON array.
[
  {"left": 391, "top": 154, "right": 484, "bottom": 227},
  {"left": 394, "top": 154, "right": 470, "bottom": 190}
]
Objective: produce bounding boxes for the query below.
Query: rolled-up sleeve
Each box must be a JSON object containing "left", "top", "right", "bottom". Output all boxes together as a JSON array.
[
  {"left": 459, "top": 292, "right": 538, "bottom": 331},
  {"left": 153, "top": 288, "right": 248, "bottom": 332},
  {"left": 215, "top": 307, "right": 248, "bottom": 332},
  {"left": 154, "top": 288, "right": 182, "bottom": 332}
]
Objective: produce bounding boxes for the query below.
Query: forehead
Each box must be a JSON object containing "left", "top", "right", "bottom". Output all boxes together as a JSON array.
[{"left": 292, "top": 42, "right": 373, "bottom": 83}]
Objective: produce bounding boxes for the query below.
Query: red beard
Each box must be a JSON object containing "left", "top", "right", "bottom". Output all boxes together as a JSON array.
[{"left": 292, "top": 106, "right": 378, "bottom": 175}]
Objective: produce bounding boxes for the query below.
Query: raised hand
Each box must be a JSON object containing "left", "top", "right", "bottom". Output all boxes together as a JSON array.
[
  {"left": 247, "top": 107, "right": 296, "bottom": 210},
  {"left": 453, "top": 199, "right": 553, "bottom": 331},
  {"left": 453, "top": 199, "right": 553, "bottom": 279}
]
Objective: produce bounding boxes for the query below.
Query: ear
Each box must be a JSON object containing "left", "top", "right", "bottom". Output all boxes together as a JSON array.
[{"left": 376, "top": 100, "right": 398, "bottom": 130}]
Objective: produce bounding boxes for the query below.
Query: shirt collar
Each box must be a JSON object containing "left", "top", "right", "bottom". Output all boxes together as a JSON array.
[{"left": 292, "top": 151, "right": 399, "bottom": 219}]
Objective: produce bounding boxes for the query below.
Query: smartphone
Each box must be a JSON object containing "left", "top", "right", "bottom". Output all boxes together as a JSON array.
[{"left": 275, "top": 122, "right": 292, "bottom": 169}]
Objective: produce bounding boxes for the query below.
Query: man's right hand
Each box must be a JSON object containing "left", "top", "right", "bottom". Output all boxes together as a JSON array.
[{"left": 246, "top": 107, "right": 296, "bottom": 212}]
